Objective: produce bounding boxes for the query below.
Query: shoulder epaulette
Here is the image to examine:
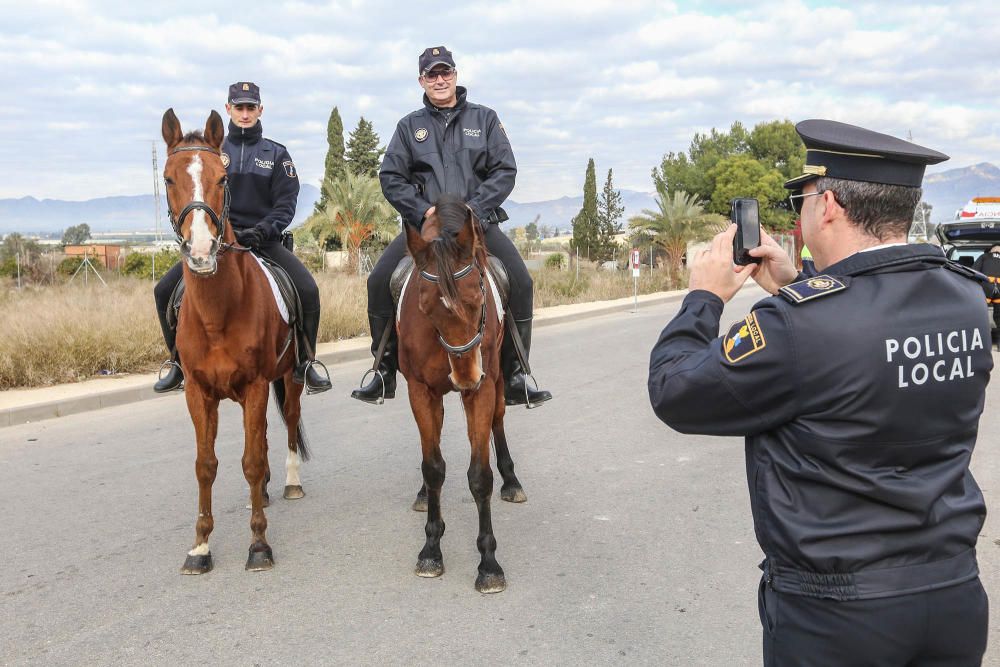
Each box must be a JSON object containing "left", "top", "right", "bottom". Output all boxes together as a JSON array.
[
  {"left": 264, "top": 138, "right": 286, "bottom": 150},
  {"left": 779, "top": 274, "right": 849, "bottom": 305},
  {"left": 944, "top": 260, "right": 987, "bottom": 283}
]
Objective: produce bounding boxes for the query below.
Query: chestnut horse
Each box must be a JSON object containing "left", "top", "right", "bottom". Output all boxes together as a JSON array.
[
  {"left": 400, "top": 194, "right": 526, "bottom": 593},
  {"left": 161, "top": 109, "right": 309, "bottom": 575}
]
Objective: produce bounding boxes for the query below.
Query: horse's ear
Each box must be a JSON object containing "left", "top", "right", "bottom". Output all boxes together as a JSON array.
[
  {"left": 205, "top": 110, "right": 225, "bottom": 150},
  {"left": 162, "top": 108, "right": 183, "bottom": 149},
  {"left": 455, "top": 206, "right": 478, "bottom": 258},
  {"left": 405, "top": 222, "right": 428, "bottom": 260}
]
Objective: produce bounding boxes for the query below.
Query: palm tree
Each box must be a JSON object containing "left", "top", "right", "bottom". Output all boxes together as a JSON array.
[
  {"left": 628, "top": 185, "right": 724, "bottom": 283},
  {"left": 301, "top": 171, "right": 399, "bottom": 272}
]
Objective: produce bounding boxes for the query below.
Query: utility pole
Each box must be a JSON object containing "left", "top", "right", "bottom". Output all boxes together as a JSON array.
[{"left": 152, "top": 141, "right": 163, "bottom": 243}]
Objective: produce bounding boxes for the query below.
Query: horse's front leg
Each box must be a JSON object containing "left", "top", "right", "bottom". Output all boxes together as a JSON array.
[
  {"left": 492, "top": 375, "right": 526, "bottom": 503},
  {"left": 181, "top": 382, "right": 220, "bottom": 575},
  {"left": 408, "top": 381, "right": 446, "bottom": 578},
  {"left": 463, "top": 383, "right": 505, "bottom": 593},
  {"left": 241, "top": 379, "right": 274, "bottom": 571}
]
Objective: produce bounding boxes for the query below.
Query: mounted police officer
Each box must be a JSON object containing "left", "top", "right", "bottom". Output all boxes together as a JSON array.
[
  {"left": 648, "top": 120, "right": 991, "bottom": 666},
  {"left": 351, "top": 46, "right": 551, "bottom": 407},
  {"left": 153, "top": 82, "right": 331, "bottom": 394}
]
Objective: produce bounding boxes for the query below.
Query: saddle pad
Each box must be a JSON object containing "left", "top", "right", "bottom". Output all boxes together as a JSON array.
[{"left": 251, "top": 254, "right": 290, "bottom": 324}]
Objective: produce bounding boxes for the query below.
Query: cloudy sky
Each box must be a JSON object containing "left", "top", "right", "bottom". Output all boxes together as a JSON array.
[{"left": 3, "top": 0, "right": 999, "bottom": 204}]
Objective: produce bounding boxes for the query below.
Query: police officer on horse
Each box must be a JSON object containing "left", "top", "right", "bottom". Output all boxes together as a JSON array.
[
  {"left": 351, "top": 46, "right": 551, "bottom": 407},
  {"left": 153, "top": 82, "right": 331, "bottom": 394},
  {"left": 648, "top": 120, "right": 991, "bottom": 666}
]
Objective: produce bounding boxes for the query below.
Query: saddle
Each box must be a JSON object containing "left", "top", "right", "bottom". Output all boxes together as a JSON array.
[
  {"left": 390, "top": 254, "right": 510, "bottom": 309},
  {"left": 166, "top": 253, "right": 305, "bottom": 361}
]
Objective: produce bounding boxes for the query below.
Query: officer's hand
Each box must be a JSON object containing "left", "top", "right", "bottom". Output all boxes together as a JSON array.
[
  {"left": 235, "top": 226, "right": 266, "bottom": 249},
  {"left": 741, "top": 228, "right": 798, "bottom": 295},
  {"left": 423, "top": 206, "right": 436, "bottom": 223},
  {"left": 689, "top": 224, "right": 754, "bottom": 303}
]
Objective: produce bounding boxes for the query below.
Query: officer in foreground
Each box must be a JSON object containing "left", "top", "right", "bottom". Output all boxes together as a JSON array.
[
  {"left": 351, "top": 46, "right": 551, "bottom": 407},
  {"left": 648, "top": 120, "right": 991, "bottom": 665},
  {"left": 153, "top": 82, "right": 330, "bottom": 394}
]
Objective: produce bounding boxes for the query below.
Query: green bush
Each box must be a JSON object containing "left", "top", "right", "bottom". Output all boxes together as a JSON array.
[
  {"left": 544, "top": 253, "right": 565, "bottom": 270},
  {"left": 58, "top": 256, "right": 85, "bottom": 276},
  {"left": 122, "top": 249, "right": 181, "bottom": 279}
]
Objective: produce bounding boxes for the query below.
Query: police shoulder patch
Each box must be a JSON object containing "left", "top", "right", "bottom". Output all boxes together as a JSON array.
[
  {"left": 723, "top": 312, "right": 767, "bottom": 363},
  {"left": 779, "top": 274, "right": 848, "bottom": 305},
  {"left": 282, "top": 160, "right": 296, "bottom": 178}
]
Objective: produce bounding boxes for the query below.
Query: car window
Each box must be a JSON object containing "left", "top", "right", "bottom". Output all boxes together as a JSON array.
[{"left": 946, "top": 247, "right": 986, "bottom": 266}]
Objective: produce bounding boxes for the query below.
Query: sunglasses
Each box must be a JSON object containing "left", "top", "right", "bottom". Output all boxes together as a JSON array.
[
  {"left": 422, "top": 67, "right": 456, "bottom": 82},
  {"left": 788, "top": 191, "right": 823, "bottom": 214}
]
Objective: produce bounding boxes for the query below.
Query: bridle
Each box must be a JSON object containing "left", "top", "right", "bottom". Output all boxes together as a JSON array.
[
  {"left": 419, "top": 260, "right": 487, "bottom": 358},
  {"left": 165, "top": 145, "right": 244, "bottom": 270}
]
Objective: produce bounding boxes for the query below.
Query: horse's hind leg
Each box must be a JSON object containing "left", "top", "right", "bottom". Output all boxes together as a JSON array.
[
  {"left": 278, "top": 373, "right": 307, "bottom": 500},
  {"left": 492, "top": 378, "right": 526, "bottom": 503},
  {"left": 464, "top": 385, "right": 505, "bottom": 593},
  {"left": 242, "top": 380, "right": 274, "bottom": 571},
  {"left": 408, "top": 382, "right": 446, "bottom": 578},
  {"left": 181, "top": 384, "right": 220, "bottom": 575}
]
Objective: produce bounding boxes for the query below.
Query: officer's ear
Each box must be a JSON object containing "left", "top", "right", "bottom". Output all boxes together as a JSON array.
[{"left": 819, "top": 190, "right": 845, "bottom": 225}]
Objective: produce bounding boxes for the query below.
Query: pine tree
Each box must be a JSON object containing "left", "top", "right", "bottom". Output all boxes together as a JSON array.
[
  {"left": 595, "top": 168, "right": 625, "bottom": 261},
  {"left": 314, "top": 107, "right": 346, "bottom": 214},
  {"left": 570, "top": 158, "right": 599, "bottom": 259},
  {"left": 345, "top": 117, "right": 385, "bottom": 178}
]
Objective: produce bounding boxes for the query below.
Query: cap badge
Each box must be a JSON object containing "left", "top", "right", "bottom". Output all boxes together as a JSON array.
[
  {"left": 432, "top": 49, "right": 440, "bottom": 56},
  {"left": 415, "top": 128, "right": 428, "bottom": 142},
  {"left": 802, "top": 165, "right": 827, "bottom": 176},
  {"left": 242, "top": 83, "right": 249, "bottom": 91}
]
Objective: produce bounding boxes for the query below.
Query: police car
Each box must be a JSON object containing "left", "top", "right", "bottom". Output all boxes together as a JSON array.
[{"left": 936, "top": 197, "right": 1000, "bottom": 267}]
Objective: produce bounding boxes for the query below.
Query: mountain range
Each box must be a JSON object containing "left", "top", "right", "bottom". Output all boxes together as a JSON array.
[{"left": 3, "top": 163, "right": 998, "bottom": 236}]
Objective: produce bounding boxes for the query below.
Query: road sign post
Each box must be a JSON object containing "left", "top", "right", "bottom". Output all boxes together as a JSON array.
[{"left": 631, "top": 248, "right": 641, "bottom": 312}]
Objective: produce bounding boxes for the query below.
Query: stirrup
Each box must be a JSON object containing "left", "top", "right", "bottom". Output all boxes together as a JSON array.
[
  {"left": 522, "top": 372, "right": 543, "bottom": 410},
  {"left": 304, "top": 360, "right": 332, "bottom": 395},
  {"left": 156, "top": 359, "right": 184, "bottom": 392},
  {"left": 357, "top": 368, "right": 388, "bottom": 405}
]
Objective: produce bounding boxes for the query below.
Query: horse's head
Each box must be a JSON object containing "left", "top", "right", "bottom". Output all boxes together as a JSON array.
[
  {"left": 406, "top": 194, "right": 488, "bottom": 392},
  {"left": 161, "top": 109, "right": 230, "bottom": 276}
]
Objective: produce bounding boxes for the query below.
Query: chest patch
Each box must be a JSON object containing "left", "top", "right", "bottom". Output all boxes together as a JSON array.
[
  {"left": 463, "top": 127, "right": 481, "bottom": 138},
  {"left": 724, "top": 312, "right": 767, "bottom": 363},
  {"left": 254, "top": 157, "right": 274, "bottom": 170},
  {"left": 415, "top": 128, "right": 428, "bottom": 142},
  {"left": 221, "top": 152, "right": 230, "bottom": 168},
  {"left": 779, "top": 274, "right": 847, "bottom": 304}
]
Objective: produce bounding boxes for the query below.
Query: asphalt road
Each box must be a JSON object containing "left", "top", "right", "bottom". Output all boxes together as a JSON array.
[{"left": 3, "top": 286, "right": 1000, "bottom": 666}]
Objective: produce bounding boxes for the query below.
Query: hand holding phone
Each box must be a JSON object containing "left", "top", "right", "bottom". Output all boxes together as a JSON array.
[{"left": 731, "top": 198, "right": 761, "bottom": 265}]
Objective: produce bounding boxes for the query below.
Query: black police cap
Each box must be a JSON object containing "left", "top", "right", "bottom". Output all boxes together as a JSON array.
[
  {"left": 418, "top": 46, "right": 456, "bottom": 74},
  {"left": 784, "top": 119, "right": 949, "bottom": 191},
  {"left": 229, "top": 81, "right": 261, "bottom": 105}
]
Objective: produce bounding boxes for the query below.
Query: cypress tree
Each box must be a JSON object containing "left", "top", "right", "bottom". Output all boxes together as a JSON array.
[
  {"left": 571, "top": 158, "right": 599, "bottom": 259},
  {"left": 314, "top": 106, "right": 346, "bottom": 214},
  {"left": 595, "top": 168, "right": 624, "bottom": 261}
]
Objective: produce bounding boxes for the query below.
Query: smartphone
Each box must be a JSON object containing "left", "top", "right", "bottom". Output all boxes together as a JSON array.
[{"left": 731, "top": 198, "right": 761, "bottom": 265}]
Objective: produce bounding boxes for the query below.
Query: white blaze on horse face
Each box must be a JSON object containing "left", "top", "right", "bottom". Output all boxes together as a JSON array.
[
  {"left": 285, "top": 449, "right": 301, "bottom": 488},
  {"left": 186, "top": 155, "right": 215, "bottom": 259}
]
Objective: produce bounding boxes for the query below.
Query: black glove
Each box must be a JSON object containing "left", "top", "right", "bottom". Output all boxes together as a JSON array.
[{"left": 235, "top": 226, "right": 266, "bottom": 249}]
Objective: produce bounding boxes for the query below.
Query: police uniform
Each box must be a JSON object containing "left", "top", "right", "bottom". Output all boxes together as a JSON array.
[
  {"left": 154, "top": 82, "right": 329, "bottom": 393},
  {"left": 352, "top": 46, "right": 551, "bottom": 406},
  {"left": 972, "top": 248, "right": 1000, "bottom": 334},
  {"left": 648, "top": 121, "right": 992, "bottom": 666}
]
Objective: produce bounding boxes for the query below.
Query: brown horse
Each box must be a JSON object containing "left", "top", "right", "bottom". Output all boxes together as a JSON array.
[
  {"left": 161, "top": 109, "right": 309, "bottom": 575},
  {"left": 400, "top": 194, "right": 526, "bottom": 593}
]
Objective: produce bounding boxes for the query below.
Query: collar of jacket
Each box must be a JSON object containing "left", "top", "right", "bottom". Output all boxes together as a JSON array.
[
  {"left": 423, "top": 86, "right": 468, "bottom": 114},
  {"left": 227, "top": 120, "right": 263, "bottom": 145},
  {"left": 823, "top": 243, "right": 946, "bottom": 278}
]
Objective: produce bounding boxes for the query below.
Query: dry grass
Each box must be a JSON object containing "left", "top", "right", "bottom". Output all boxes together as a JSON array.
[{"left": 0, "top": 266, "right": 682, "bottom": 389}]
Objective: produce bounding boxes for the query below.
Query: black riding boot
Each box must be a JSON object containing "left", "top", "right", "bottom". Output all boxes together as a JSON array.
[
  {"left": 153, "top": 325, "right": 184, "bottom": 393},
  {"left": 293, "top": 310, "right": 332, "bottom": 394},
  {"left": 351, "top": 314, "right": 397, "bottom": 404},
  {"left": 502, "top": 318, "right": 552, "bottom": 407}
]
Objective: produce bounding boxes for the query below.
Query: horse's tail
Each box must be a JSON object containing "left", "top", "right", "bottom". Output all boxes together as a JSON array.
[{"left": 271, "top": 378, "right": 311, "bottom": 462}]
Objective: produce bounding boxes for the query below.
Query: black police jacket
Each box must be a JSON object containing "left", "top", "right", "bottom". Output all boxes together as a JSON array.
[
  {"left": 380, "top": 87, "right": 516, "bottom": 228},
  {"left": 221, "top": 120, "right": 299, "bottom": 240},
  {"left": 648, "top": 244, "right": 992, "bottom": 600}
]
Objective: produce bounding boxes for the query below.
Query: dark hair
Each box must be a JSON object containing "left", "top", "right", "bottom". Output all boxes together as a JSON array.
[
  {"left": 428, "top": 194, "right": 473, "bottom": 320},
  {"left": 814, "top": 177, "right": 921, "bottom": 241}
]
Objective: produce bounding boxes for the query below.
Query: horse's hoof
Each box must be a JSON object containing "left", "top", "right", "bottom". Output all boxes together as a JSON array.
[
  {"left": 475, "top": 571, "right": 506, "bottom": 594},
  {"left": 412, "top": 496, "right": 428, "bottom": 512},
  {"left": 245, "top": 546, "right": 274, "bottom": 572},
  {"left": 283, "top": 485, "right": 305, "bottom": 500},
  {"left": 415, "top": 558, "right": 444, "bottom": 578},
  {"left": 501, "top": 485, "right": 527, "bottom": 503},
  {"left": 180, "top": 553, "right": 213, "bottom": 575}
]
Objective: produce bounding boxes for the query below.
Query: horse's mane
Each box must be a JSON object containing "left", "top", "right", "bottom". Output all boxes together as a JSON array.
[
  {"left": 182, "top": 130, "right": 207, "bottom": 143},
  {"left": 430, "top": 194, "right": 475, "bottom": 322}
]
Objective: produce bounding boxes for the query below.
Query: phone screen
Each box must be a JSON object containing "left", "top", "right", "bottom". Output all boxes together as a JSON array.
[{"left": 736, "top": 200, "right": 760, "bottom": 247}]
